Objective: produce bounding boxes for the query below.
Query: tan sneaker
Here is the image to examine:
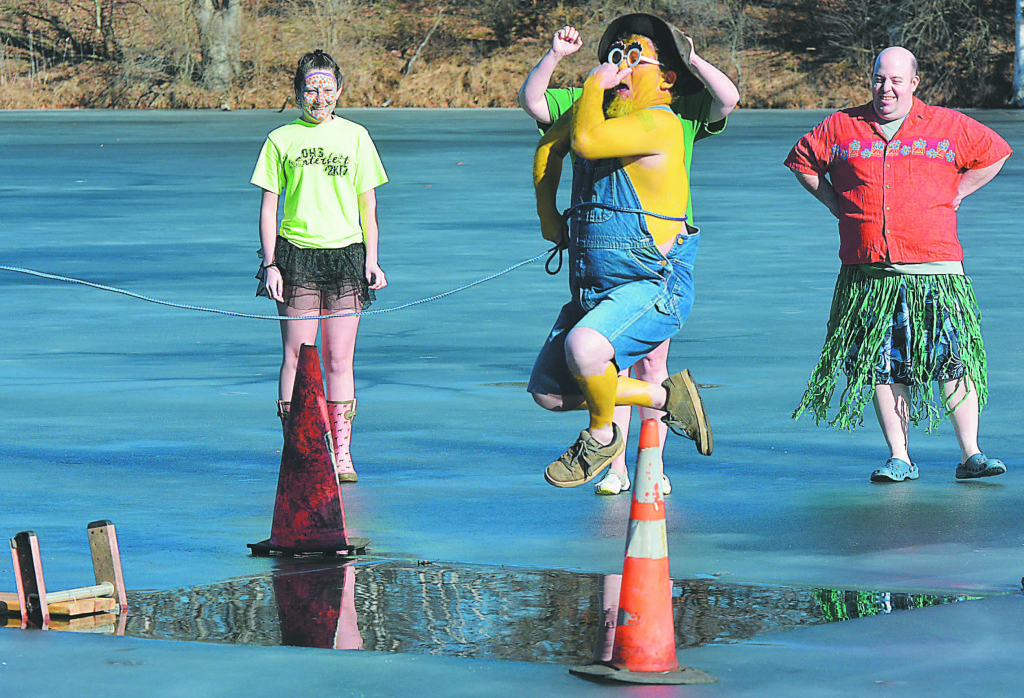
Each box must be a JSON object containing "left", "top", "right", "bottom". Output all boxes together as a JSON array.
[
  {"left": 544, "top": 425, "right": 625, "bottom": 488},
  {"left": 662, "top": 369, "right": 713, "bottom": 456}
]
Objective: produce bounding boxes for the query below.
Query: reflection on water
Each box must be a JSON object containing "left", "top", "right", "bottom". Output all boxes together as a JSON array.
[{"left": 123, "top": 559, "right": 978, "bottom": 664}]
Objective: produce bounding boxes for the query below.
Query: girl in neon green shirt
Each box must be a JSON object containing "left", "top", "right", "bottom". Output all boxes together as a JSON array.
[{"left": 251, "top": 49, "right": 388, "bottom": 483}]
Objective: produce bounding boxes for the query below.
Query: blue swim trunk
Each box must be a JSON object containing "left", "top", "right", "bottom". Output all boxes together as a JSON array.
[
  {"left": 528, "top": 233, "right": 698, "bottom": 397},
  {"left": 844, "top": 280, "right": 966, "bottom": 385}
]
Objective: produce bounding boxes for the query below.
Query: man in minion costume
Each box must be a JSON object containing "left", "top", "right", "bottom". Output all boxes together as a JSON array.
[{"left": 529, "top": 14, "right": 713, "bottom": 488}]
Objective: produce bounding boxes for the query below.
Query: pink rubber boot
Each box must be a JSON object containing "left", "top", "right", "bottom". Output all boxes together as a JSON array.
[
  {"left": 276, "top": 400, "right": 290, "bottom": 435},
  {"left": 328, "top": 399, "right": 358, "bottom": 483}
]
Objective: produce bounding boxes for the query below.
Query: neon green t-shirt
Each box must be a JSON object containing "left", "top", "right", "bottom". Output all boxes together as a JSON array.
[
  {"left": 251, "top": 116, "right": 388, "bottom": 249},
  {"left": 543, "top": 87, "right": 725, "bottom": 227}
]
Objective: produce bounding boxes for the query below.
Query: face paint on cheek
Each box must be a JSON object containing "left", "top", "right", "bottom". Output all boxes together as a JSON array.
[
  {"left": 603, "top": 35, "right": 665, "bottom": 119},
  {"left": 300, "top": 71, "right": 339, "bottom": 123}
]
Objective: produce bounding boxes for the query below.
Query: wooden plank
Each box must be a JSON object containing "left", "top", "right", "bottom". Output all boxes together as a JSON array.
[
  {"left": 48, "top": 614, "right": 118, "bottom": 632},
  {"left": 11, "top": 531, "right": 48, "bottom": 628},
  {"left": 88, "top": 520, "right": 127, "bottom": 610},
  {"left": 0, "top": 591, "right": 117, "bottom": 617},
  {"left": 46, "top": 582, "right": 114, "bottom": 605},
  {"left": 49, "top": 597, "right": 118, "bottom": 616}
]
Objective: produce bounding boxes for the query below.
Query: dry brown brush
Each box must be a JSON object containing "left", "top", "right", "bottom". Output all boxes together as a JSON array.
[{"left": 0, "top": 0, "right": 1016, "bottom": 109}]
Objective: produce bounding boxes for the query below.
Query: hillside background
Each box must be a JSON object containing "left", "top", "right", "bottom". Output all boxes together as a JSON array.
[{"left": 0, "top": 0, "right": 1017, "bottom": 110}]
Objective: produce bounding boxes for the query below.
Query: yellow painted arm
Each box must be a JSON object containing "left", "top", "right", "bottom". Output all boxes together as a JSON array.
[
  {"left": 533, "top": 111, "right": 572, "bottom": 246},
  {"left": 572, "top": 74, "right": 677, "bottom": 160}
]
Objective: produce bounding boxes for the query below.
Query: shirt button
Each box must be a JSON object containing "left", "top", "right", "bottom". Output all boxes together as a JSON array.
[
  {"left": 677, "top": 237, "right": 685, "bottom": 245},
  {"left": 659, "top": 260, "right": 668, "bottom": 266}
]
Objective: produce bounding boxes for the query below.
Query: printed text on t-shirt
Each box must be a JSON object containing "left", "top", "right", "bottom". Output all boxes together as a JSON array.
[{"left": 290, "top": 147, "right": 350, "bottom": 176}]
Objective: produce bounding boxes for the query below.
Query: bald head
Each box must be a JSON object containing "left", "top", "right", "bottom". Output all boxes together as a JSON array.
[
  {"left": 874, "top": 47, "right": 918, "bottom": 76},
  {"left": 872, "top": 47, "right": 919, "bottom": 121}
]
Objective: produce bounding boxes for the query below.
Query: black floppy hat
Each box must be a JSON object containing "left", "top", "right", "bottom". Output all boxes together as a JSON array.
[{"left": 597, "top": 13, "right": 703, "bottom": 95}]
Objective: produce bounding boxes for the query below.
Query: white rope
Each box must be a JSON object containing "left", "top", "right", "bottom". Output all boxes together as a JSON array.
[{"left": 0, "top": 249, "right": 552, "bottom": 321}]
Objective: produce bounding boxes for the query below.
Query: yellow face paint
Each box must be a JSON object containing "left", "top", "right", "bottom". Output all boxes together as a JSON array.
[{"left": 604, "top": 35, "right": 670, "bottom": 119}]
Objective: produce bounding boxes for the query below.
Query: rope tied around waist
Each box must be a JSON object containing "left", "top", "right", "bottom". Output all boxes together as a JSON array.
[
  {"left": 544, "top": 202, "right": 690, "bottom": 276},
  {"left": 563, "top": 201, "right": 688, "bottom": 222}
]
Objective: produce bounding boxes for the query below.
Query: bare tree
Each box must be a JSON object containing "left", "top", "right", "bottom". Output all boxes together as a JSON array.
[
  {"left": 92, "top": 0, "right": 119, "bottom": 59},
  {"left": 0, "top": 0, "right": 125, "bottom": 62},
  {"left": 309, "top": 0, "right": 353, "bottom": 52},
  {"left": 813, "top": 0, "right": 1003, "bottom": 107},
  {"left": 1014, "top": 0, "right": 1023, "bottom": 106},
  {"left": 194, "top": 0, "right": 240, "bottom": 92}
]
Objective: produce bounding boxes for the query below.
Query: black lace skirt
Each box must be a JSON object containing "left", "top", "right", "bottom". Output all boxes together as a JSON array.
[{"left": 257, "top": 237, "right": 374, "bottom": 312}]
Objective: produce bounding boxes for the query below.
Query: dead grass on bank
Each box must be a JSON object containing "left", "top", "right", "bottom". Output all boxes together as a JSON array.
[{"left": 0, "top": 1, "right": 872, "bottom": 111}]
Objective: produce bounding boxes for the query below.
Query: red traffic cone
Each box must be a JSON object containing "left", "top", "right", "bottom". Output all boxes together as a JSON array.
[
  {"left": 249, "top": 344, "right": 369, "bottom": 557},
  {"left": 571, "top": 419, "right": 715, "bottom": 685}
]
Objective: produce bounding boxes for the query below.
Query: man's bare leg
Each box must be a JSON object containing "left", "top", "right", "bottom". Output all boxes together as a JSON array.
[
  {"left": 564, "top": 327, "right": 663, "bottom": 443},
  {"left": 944, "top": 376, "right": 1006, "bottom": 478},
  {"left": 941, "top": 377, "right": 980, "bottom": 463},
  {"left": 538, "top": 327, "right": 664, "bottom": 487},
  {"left": 870, "top": 383, "right": 919, "bottom": 482},
  {"left": 873, "top": 383, "right": 911, "bottom": 463},
  {"left": 599, "top": 341, "right": 671, "bottom": 495}
]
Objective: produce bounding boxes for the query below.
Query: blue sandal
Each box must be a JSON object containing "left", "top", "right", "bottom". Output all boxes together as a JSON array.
[
  {"left": 870, "top": 457, "right": 919, "bottom": 483},
  {"left": 956, "top": 453, "right": 1006, "bottom": 479}
]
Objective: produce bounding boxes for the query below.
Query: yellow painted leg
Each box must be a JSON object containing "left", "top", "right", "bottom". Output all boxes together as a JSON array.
[
  {"left": 573, "top": 366, "right": 657, "bottom": 433},
  {"left": 616, "top": 376, "right": 656, "bottom": 408},
  {"left": 573, "top": 364, "right": 619, "bottom": 433}
]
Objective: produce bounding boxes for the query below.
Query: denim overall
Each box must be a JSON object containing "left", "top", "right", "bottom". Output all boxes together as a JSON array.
[{"left": 528, "top": 106, "right": 699, "bottom": 397}]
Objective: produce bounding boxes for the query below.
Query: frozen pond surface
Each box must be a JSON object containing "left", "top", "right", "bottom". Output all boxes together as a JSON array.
[{"left": 0, "top": 108, "right": 1022, "bottom": 695}]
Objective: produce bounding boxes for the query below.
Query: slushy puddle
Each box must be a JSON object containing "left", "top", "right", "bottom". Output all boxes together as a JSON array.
[{"left": 114, "top": 559, "right": 981, "bottom": 664}]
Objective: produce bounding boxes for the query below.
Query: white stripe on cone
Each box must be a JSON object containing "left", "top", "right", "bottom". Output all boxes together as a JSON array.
[{"left": 624, "top": 518, "right": 668, "bottom": 560}]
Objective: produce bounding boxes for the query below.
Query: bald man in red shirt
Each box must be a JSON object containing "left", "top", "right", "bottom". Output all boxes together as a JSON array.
[{"left": 785, "top": 46, "right": 1012, "bottom": 484}]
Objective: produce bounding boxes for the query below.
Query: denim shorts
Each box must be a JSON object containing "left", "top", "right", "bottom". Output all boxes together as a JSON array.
[
  {"left": 528, "top": 233, "right": 697, "bottom": 397},
  {"left": 844, "top": 281, "right": 965, "bottom": 385}
]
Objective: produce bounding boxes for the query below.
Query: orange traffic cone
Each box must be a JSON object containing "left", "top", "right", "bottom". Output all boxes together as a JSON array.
[
  {"left": 571, "top": 419, "right": 715, "bottom": 685},
  {"left": 249, "top": 344, "right": 369, "bottom": 557}
]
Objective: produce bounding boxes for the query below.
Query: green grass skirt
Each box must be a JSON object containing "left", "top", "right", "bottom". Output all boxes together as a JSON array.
[{"left": 794, "top": 266, "right": 986, "bottom": 431}]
